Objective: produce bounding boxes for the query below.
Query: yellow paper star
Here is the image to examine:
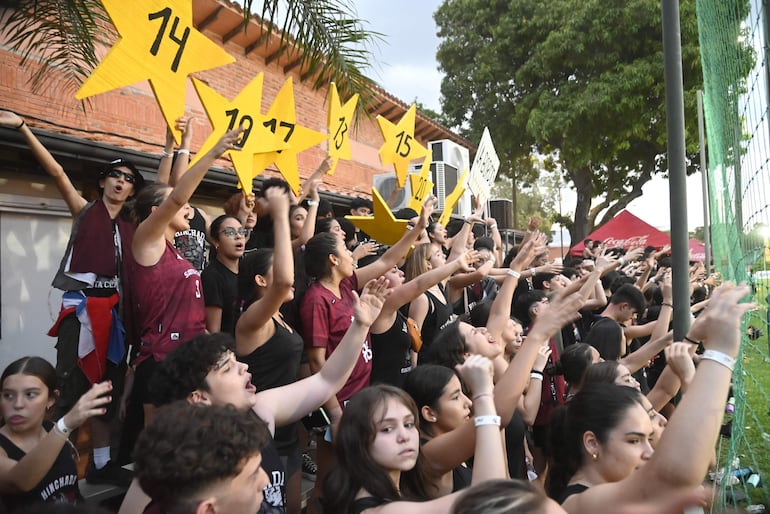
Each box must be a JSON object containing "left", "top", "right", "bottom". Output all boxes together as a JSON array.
[
  {"left": 75, "top": 0, "right": 235, "bottom": 144},
  {"left": 326, "top": 83, "right": 359, "bottom": 176},
  {"left": 377, "top": 104, "right": 429, "bottom": 187},
  {"left": 346, "top": 188, "right": 410, "bottom": 246},
  {"left": 407, "top": 153, "right": 435, "bottom": 212},
  {"left": 438, "top": 168, "right": 469, "bottom": 227},
  {"left": 252, "top": 77, "right": 328, "bottom": 195},
  {"left": 189, "top": 75, "right": 288, "bottom": 196}
]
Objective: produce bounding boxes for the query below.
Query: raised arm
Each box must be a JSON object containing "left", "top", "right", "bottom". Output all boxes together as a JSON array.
[
  {"left": 0, "top": 110, "right": 86, "bottom": 215},
  {"left": 252, "top": 278, "right": 389, "bottom": 431},
  {"left": 133, "top": 128, "right": 241, "bottom": 267},
  {"left": 156, "top": 117, "right": 193, "bottom": 186}
]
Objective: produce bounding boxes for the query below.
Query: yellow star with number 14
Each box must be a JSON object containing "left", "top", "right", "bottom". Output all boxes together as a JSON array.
[
  {"left": 438, "top": 168, "right": 469, "bottom": 227},
  {"left": 75, "top": 0, "right": 235, "bottom": 144},
  {"left": 252, "top": 77, "right": 328, "bottom": 195},
  {"left": 377, "top": 104, "right": 429, "bottom": 187},
  {"left": 407, "top": 153, "right": 435, "bottom": 212},
  {"left": 346, "top": 188, "right": 410, "bottom": 246},
  {"left": 326, "top": 83, "right": 359, "bottom": 176},
  {"left": 189, "top": 75, "right": 288, "bottom": 197}
]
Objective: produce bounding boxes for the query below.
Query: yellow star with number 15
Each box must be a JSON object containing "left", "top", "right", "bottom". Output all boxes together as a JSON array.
[
  {"left": 377, "top": 104, "right": 429, "bottom": 187},
  {"left": 75, "top": 0, "right": 235, "bottom": 144},
  {"left": 252, "top": 77, "right": 328, "bottom": 195},
  {"left": 326, "top": 83, "right": 359, "bottom": 175},
  {"left": 438, "top": 168, "right": 469, "bottom": 227},
  {"left": 346, "top": 188, "right": 410, "bottom": 246},
  {"left": 407, "top": 153, "right": 435, "bottom": 212},
  {"left": 190, "top": 75, "right": 288, "bottom": 197}
]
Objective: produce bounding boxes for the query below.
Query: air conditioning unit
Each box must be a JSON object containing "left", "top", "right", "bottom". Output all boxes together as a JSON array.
[
  {"left": 429, "top": 140, "right": 470, "bottom": 174},
  {"left": 433, "top": 161, "right": 471, "bottom": 218},
  {"left": 372, "top": 172, "right": 413, "bottom": 211}
]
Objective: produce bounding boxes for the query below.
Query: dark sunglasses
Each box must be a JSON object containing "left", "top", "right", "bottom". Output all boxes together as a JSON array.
[{"left": 105, "top": 168, "right": 137, "bottom": 184}]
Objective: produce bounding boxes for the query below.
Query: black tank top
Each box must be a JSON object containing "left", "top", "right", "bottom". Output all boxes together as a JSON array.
[
  {"left": 370, "top": 311, "right": 412, "bottom": 388},
  {"left": 558, "top": 483, "right": 589, "bottom": 504},
  {"left": 239, "top": 319, "right": 303, "bottom": 454},
  {"left": 350, "top": 496, "right": 389, "bottom": 514},
  {"left": 420, "top": 284, "right": 454, "bottom": 352},
  {"left": 0, "top": 422, "right": 80, "bottom": 511}
]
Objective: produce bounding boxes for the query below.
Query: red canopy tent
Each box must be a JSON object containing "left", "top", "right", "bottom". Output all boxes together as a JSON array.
[
  {"left": 569, "top": 210, "right": 671, "bottom": 257},
  {"left": 688, "top": 239, "right": 706, "bottom": 262}
]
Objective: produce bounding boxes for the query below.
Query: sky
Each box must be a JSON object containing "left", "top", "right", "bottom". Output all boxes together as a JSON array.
[{"left": 353, "top": 0, "right": 706, "bottom": 239}]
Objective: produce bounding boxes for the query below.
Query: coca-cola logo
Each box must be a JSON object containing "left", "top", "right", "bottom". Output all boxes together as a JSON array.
[{"left": 601, "top": 235, "right": 649, "bottom": 248}]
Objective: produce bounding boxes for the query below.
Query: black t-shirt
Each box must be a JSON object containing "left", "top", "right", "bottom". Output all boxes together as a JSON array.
[
  {"left": 504, "top": 410, "right": 528, "bottom": 479},
  {"left": 585, "top": 316, "right": 624, "bottom": 360},
  {"left": 201, "top": 259, "right": 239, "bottom": 335},
  {"left": 174, "top": 207, "right": 207, "bottom": 272},
  {"left": 258, "top": 435, "right": 287, "bottom": 514},
  {"left": 370, "top": 311, "right": 412, "bottom": 388}
]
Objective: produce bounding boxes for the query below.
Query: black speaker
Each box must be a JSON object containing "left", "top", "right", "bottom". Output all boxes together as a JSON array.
[{"left": 488, "top": 199, "right": 513, "bottom": 230}]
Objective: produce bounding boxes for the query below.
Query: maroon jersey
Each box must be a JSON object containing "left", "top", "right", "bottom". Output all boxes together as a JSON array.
[
  {"left": 300, "top": 274, "right": 372, "bottom": 402},
  {"left": 133, "top": 241, "right": 206, "bottom": 364}
]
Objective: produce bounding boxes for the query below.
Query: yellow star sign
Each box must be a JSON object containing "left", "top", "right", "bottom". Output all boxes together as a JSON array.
[
  {"left": 407, "top": 153, "right": 435, "bottom": 212},
  {"left": 326, "top": 83, "right": 358, "bottom": 176},
  {"left": 438, "top": 168, "right": 469, "bottom": 227},
  {"left": 190, "top": 75, "right": 288, "bottom": 197},
  {"left": 377, "top": 104, "right": 429, "bottom": 187},
  {"left": 346, "top": 188, "right": 410, "bottom": 246},
  {"left": 75, "top": 0, "right": 235, "bottom": 144},
  {"left": 252, "top": 77, "right": 328, "bottom": 195}
]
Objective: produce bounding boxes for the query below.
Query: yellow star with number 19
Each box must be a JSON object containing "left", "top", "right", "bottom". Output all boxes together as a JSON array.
[
  {"left": 438, "top": 168, "right": 469, "bottom": 227},
  {"left": 407, "top": 153, "right": 435, "bottom": 212},
  {"left": 189, "top": 75, "right": 288, "bottom": 197},
  {"left": 75, "top": 0, "right": 235, "bottom": 144},
  {"left": 346, "top": 188, "right": 410, "bottom": 246},
  {"left": 252, "top": 77, "right": 328, "bottom": 195},
  {"left": 326, "top": 83, "right": 359, "bottom": 175},
  {"left": 377, "top": 104, "right": 429, "bottom": 187}
]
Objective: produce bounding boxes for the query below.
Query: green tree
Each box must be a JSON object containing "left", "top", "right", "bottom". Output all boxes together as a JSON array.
[
  {"left": 1, "top": 0, "right": 379, "bottom": 106},
  {"left": 435, "top": 0, "right": 752, "bottom": 244}
]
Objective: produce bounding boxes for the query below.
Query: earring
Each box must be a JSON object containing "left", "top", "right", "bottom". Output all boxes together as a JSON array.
[{"left": 592, "top": 453, "right": 598, "bottom": 461}]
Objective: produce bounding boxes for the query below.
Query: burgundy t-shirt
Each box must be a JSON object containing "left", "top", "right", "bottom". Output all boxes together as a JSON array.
[
  {"left": 300, "top": 274, "right": 372, "bottom": 402},
  {"left": 133, "top": 241, "right": 206, "bottom": 364}
]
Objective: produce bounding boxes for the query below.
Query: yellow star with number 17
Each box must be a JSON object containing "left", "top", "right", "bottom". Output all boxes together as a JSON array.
[
  {"left": 252, "top": 77, "right": 328, "bottom": 195},
  {"left": 75, "top": 0, "right": 235, "bottom": 144},
  {"left": 326, "top": 83, "right": 359, "bottom": 175},
  {"left": 346, "top": 188, "right": 410, "bottom": 246},
  {"left": 407, "top": 153, "right": 435, "bottom": 212},
  {"left": 189, "top": 75, "right": 288, "bottom": 197},
  {"left": 438, "top": 168, "right": 469, "bottom": 227},
  {"left": 377, "top": 104, "right": 429, "bottom": 187}
]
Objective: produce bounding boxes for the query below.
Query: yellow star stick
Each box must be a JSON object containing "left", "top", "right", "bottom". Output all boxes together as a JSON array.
[
  {"left": 438, "top": 168, "right": 470, "bottom": 227},
  {"left": 189, "top": 75, "right": 288, "bottom": 197},
  {"left": 346, "top": 188, "right": 410, "bottom": 246},
  {"left": 377, "top": 104, "right": 429, "bottom": 187},
  {"left": 407, "top": 153, "right": 434, "bottom": 212},
  {"left": 326, "top": 83, "right": 359, "bottom": 176},
  {"left": 76, "top": 0, "right": 235, "bottom": 144},
  {"left": 252, "top": 77, "right": 328, "bottom": 195}
]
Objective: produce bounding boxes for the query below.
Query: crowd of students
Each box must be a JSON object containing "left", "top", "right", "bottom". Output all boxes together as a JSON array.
[{"left": 0, "top": 109, "right": 752, "bottom": 514}]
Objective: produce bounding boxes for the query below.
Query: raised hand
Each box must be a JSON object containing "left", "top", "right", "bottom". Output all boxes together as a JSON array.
[
  {"left": 665, "top": 342, "right": 695, "bottom": 388},
  {"left": 264, "top": 183, "right": 291, "bottom": 216},
  {"left": 416, "top": 195, "right": 437, "bottom": 230},
  {"left": 528, "top": 292, "right": 585, "bottom": 340},
  {"left": 353, "top": 276, "right": 390, "bottom": 326},
  {"left": 455, "top": 354, "right": 495, "bottom": 397},
  {"left": 0, "top": 110, "right": 24, "bottom": 129},
  {"left": 352, "top": 241, "right": 379, "bottom": 261},
  {"left": 533, "top": 345, "right": 552, "bottom": 372},
  {"left": 457, "top": 250, "right": 479, "bottom": 272},
  {"left": 62, "top": 381, "right": 113, "bottom": 430},
  {"left": 686, "top": 283, "right": 753, "bottom": 358},
  {"left": 212, "top": 127, "right": 245, "bottom": 157}
]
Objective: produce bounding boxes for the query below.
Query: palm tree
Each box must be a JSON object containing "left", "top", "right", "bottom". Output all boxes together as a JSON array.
[{"left": 1, "top": 0, "right": 379, "bottom": 107}]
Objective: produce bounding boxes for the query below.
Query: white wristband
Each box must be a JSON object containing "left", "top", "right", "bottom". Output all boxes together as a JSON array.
[
  {"left": 177, "top": 148, "right": 190, "bottom": 155},
  {"left": 530, "top": 372, "right": 544, "bottom": 380},
  {"left": 474, "top": 415, "right": 501, "bottom": 427},
  {"left": 160, "top": 150, "right": 173, "bottom": 158},
  {"left": 489, "top": 223, "right": 498, "bottom": 230},
  {"left": 56, "top": 418, "right": 71, "bottom": 436},
  {"left": 701, "top": 350, "right": 735, "bottom": 372},
  {"left": 307, "top": 200, "right": 319, "bottom": 206},
  {"left": 507, "top": 269, "right": 521, "bottom": 279}
]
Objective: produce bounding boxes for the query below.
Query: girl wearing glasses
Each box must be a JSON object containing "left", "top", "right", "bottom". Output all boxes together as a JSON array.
[{"left": 201, "top": 215, "right": 247, "bottom": 334}]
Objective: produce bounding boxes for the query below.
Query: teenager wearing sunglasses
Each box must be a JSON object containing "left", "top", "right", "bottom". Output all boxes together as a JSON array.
[{"left": 0, "top": 109, "right": 145, "bottom": 486}]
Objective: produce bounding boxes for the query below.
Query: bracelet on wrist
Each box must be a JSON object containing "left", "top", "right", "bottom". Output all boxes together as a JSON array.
[
  {"left": 14, "top": 119, "right": 25, "bottom": 130},
  {"left": 161, "top": 150, "right": 173, "bottom": 158},
  {"left": 507, "top": 268, "right": 521, "bottom": 279},
  {"left": 700, "top": 349, "right": 735, "bottom": 372},
  {"left": 683, "top": 335, "right": 701, "bottom": 345},
  {"left": 307, "top": 200, "right": 319, "bottom": 206},
  {"left": 464, "top": 218, "right": 474, "bottom": 225},
  {"left": 661, "top": 302, "right": 673, "bottom": 308},
  {"left": 530, "top": 267, "right": 537, "bottom": 277},
  {"left": 530, "top": 371, "right": 544, "bottom": 380},
  {"left": 489, "top": 223, "right": 498, "bottom": 230},
  {"left": 177, "top": 148, "right": 190, "bottom": 155},
  {"left": 55, "top": 418, "right": 71, "bottom": 437},
  {"left": 474, "top": 415, "right": 501, "bottom": 427},
  {"left": 472, "top": 392, "right": 493, "bottom": 401}
]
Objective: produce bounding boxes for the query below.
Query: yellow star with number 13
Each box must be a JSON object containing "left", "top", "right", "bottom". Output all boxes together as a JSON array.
[
  {"left": 326, "top": 83, "right": 358, "bottom": 176},
  {"left": 75, "top": 0, "right": 235, "bottom": 144},
  {"left": 190, "top": 75, "right": 288, "bottom": 197},
  {"left": 346, "top": 188, "right": 410, "bottom": 246},
  {"left": 252, "top": 77, "right": 328, "bottom": 195},
  {"left": 407, "top": 153, "right": 435, "bottom": 212},
  {"left": 377, "top": 104, "right": 429, "bottom": 187},
  {"left": 438, "top": 168, "right": 469, "bottom": 227}
]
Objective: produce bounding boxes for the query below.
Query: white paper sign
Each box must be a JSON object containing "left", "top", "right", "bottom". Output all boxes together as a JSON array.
[{"left": 468, "top": 127, "right": 500, "bottom": 204}]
